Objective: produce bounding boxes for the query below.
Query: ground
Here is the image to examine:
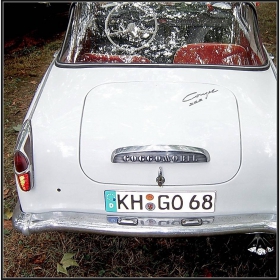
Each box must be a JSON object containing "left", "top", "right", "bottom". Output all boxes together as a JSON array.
[{"left": 3, "top": 2, "right": 277, "bottom": 277}]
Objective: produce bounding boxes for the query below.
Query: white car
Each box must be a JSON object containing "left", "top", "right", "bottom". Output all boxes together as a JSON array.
[{"left": 13, "top": 2, "right": 276, "bottom": 255}]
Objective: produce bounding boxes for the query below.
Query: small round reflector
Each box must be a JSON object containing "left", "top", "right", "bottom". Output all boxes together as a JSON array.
[{"left": 14, "top": 151, "right": 29, "bottom": 173}]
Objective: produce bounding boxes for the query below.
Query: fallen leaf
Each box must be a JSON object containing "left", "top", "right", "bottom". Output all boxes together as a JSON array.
[
  {"left": 13, "top": 124, "right": 22, "bottom": 132},
  {"left": 4, "top": 209, "right": 13, "bottom": 220},
  {"left": 61, "top": 253, "right": 76, "bottom": 262},
  {"left": 33, "top": 254, "right": 46, "bottom": 264},
  {"left": 4, "top": 188, "right": 10, "bottom": 199},
  {"left": 57, "top": 263, "right": 68, "bottom": 276},
  {"left": 4, "top": 220, "right": 13, "bottom": 230},
  {"left": 61, "top": 253, "right": 79, "bottom": 268},
  {"left": 57, "top": 252, "right": 79, "bottom": 276},
  {"left": 30, "top": 81, "right": 37, "bottom": 84},
  {"left": 204, "top": 268, "right": 212, "bottom": 277},
  {"left": 61, "top": 258, "right": 79, "bottom": 269}
]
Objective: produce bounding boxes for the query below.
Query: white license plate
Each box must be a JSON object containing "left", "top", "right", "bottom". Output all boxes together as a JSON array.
[{"left": 105, "top": 191, "right": 216, "bottom": 213}]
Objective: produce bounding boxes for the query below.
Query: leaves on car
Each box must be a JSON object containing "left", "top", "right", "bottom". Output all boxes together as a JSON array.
[{"left": 57, "top": 253, "right": 79, "bottom": 276}]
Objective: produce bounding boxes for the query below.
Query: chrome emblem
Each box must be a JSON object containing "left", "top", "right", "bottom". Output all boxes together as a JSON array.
[{"left": 111, "top": 145, "right": 210, "bottom": 163}]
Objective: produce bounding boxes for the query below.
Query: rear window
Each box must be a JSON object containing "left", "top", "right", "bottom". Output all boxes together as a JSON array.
[{"left": 59, "top": 2, "right": 267, "bottom": 66}]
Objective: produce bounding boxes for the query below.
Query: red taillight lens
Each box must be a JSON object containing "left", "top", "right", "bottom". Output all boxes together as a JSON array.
[
  {"left": 14, "top": 151, "right": 31, "bottom": 191},
  {"left": 17, "top": 172, "right": 31, "bottom": 192},
  {"left": 14, "top": 119, "right": 34, "bottom": 192},
  {"left": 14, "top": 151, "right": 29, "bottom": 173}
]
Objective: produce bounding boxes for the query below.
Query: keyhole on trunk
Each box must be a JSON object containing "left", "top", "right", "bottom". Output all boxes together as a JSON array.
[{"left": 156, "top": 167, "right": 165, "bottom": 187}]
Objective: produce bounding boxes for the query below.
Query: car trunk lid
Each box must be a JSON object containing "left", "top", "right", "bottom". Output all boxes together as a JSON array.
[{"left": 80, "top": 81, "right": 241, "bottom": 185}]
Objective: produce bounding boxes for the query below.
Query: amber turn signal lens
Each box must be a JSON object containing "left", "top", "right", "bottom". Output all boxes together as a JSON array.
[{"left": 17, "top": 172, "right": 31, "bottom": 192}]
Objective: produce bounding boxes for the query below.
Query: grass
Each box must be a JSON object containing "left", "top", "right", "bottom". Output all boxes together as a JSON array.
[
  {"left": 3, "top": 3, "right": 277, "bottom": 277},
  {"left": 256, "top": 2, "right": 277, "bottom": 66}
]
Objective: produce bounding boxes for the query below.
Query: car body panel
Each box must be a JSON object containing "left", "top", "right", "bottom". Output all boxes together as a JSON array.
[
  {"left": 80, "top": 81, "right": 241, "bottom": 185},
  {"left": 16, "top": 64, "right": 276, "bottom": 216}
]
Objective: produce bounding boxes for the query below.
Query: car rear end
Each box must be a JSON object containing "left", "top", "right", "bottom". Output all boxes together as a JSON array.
[{"left": 13, "top": 2, "right": 276, "bottom": 244}]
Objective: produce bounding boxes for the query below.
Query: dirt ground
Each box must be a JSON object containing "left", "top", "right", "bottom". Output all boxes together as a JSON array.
[{"left": 3, "top": 2, "right": 277, "bottom": 277}]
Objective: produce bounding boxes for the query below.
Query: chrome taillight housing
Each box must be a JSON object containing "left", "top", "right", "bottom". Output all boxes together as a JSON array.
[{"left": 14, "top": 119, "right": 34, "bottom": 191}]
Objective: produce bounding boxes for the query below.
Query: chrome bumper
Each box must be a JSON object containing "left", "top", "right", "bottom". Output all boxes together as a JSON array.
[{"left": 13, "top": 201, "right": 276, "bottom": 236}]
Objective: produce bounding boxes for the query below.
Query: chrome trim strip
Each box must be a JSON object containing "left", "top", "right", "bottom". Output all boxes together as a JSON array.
[
  {"left": 111, "top": 145, "right": 210, "bottom": 163},
  {"left": 13, "top": 201, "right": 276, "bottom": 236},
  {"left": 55, "top": 59, "right": 271, "bottom": 71}
]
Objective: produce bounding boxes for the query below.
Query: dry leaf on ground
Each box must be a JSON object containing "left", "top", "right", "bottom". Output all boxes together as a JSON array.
[{"left": 4, "top": 220, "right": 13, "bottom": 230}]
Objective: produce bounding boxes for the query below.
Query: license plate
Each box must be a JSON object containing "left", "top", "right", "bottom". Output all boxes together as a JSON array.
[{"left": 105, "top": 191, "right": 216, "bottom": 213}]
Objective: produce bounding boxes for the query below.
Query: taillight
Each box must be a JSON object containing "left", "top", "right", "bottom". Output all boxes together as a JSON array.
[
  {"left": 14, "top": 151, "right": 29, "bottom": 173},
  {"left": 14, "top": 120, "right": 34, "bottom": 192},
  {"left": 17, "top": 173, "right": 31, "bottom": 192}
]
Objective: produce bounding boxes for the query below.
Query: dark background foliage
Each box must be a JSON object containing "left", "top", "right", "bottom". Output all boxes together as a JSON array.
[{"left": 4, "top": 2, "right": 70, "bottom": 40}]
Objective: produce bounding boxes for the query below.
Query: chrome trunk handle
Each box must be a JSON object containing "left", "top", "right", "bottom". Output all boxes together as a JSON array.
[{"left": 111, "top": 145, "right": 210, "bottom": 163}]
